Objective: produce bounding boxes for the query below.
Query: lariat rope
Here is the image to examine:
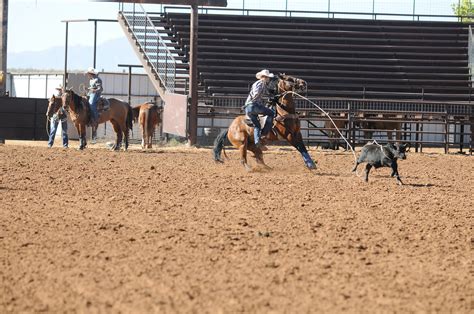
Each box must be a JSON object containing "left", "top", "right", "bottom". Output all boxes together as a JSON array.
[{"left": 280, "top": 91, "right": 390, "bottom": 177}]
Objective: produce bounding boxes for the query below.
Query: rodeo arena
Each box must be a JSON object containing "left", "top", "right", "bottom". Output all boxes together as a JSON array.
[{"left": 1, "top": 0, "right": 473, "bottom": 312}]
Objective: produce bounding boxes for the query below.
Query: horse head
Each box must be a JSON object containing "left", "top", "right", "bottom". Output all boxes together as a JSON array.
[
  {"left": 277, "top": 73, "right": 307, "bottom": 95},
  {"left": 61, "top": 88, "right": 85, "bottom": 113},
  {"left": 46, "top": 95, "right": 62, "bottom": 118}
]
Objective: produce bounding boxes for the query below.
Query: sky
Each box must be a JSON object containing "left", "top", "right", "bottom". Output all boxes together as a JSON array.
[{"left": 8, "top": 0, "right": 458, "bottom": 65}]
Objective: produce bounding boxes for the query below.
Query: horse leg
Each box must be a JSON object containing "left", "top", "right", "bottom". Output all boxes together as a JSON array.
[
  {"left": 147, "top": 127, "right": 153, "bottom": 149},
  {"left": 91, "top": 125, "right": 97, "bottom": 144},
  {"left": 141, "top": 126, "right": 146, "bottom": 149},
  {"left": 116, "top": 117, "right": 129, "bottom": 151},
  {"left": 124, "top": 130, "right": 129, "bottom": 151},
  {"left": 230, "top": 136, "right": 252, "bottom": 171},
  {"left": 288, "top": 132, "right": 317, "bottom": 170},
  {"left": 110, "top": 120, "right": 121, "bottom": 151},
  {"left": 248, "top": 141, "right": 271, "bottom": 170},
  {"left": 79, "top": 124, "right": 87, "bottom": 150}
]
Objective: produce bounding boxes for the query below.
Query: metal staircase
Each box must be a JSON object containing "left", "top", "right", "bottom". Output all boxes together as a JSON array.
[{"left": 118, "top": 4, "right": 188, "bottom": 98}]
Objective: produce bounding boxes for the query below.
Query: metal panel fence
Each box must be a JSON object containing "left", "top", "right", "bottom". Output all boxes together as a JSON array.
[
  {"left": 0, "top": 97, "right": 49, "bottom": 141},
  {"left": 197, "top": 96, "right": 474, "bottom": 154}
]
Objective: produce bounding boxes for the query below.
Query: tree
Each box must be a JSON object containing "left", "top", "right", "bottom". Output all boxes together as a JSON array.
[{"left": 452, "top": 0, "right": 473, "bottom": 21}]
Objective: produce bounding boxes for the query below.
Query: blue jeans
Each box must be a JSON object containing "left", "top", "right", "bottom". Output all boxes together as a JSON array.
[
  {"left": 245, "top": 102, "right": 274, "bottom": 145},
  {"left": 48, "top": 118, "right": 68, "bottom": 148},
  {"left": 89, "top": 93, "right": 100, "bottom": 121}
]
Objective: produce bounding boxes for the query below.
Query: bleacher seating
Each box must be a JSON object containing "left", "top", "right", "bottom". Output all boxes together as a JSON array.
[{"left": 155, "top": 13, "right": 472, "bottom": 102}]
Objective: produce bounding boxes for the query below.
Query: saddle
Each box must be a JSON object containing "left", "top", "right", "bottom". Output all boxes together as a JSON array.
[{"left": 97, "top": 97, "right": 110, "bottom": 113}]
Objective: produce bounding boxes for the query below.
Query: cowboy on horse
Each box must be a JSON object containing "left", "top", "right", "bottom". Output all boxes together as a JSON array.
[
  {"left": 244, "top": 69, "right": 276, "bottom": 151},
  {"left": 86, "top": 67, "right": 102, "bottom": 127},
  {"left": 213, "top": 72, "right": 317, "bottom": 171}
]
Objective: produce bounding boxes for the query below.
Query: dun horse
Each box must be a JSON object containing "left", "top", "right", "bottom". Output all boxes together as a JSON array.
[
  {"left": 61, "top": 89, "right": 133, "bottom": 150},
  {"left": 132, "top": 102, "right": 161, "bottom": 149},
  {"left": 213, "top": 73, "right": 317, "bottom": 170}
]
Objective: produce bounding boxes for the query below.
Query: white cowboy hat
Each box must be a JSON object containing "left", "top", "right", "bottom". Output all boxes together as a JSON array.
[
  {"left": 86, "top": 67, "right": 98, "bottom": 75},
  {"left": 256, "top": 69, "right": 274, "bottom": 79},
  {"left": 55, "top": 83, "right": 63, "bottom": 90}
]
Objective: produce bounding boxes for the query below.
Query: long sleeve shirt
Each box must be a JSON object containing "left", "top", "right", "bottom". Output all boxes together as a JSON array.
[
  {"left": 88, "top": 76, "right": 103, "bottom": 95},
  {"left": 245, "top": 80, "right": 269, "bottom": 105}
]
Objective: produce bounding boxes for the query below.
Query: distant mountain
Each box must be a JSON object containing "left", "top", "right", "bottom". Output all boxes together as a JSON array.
[{"left": 8, "top": 37, "right": 141, "bottom": 72}]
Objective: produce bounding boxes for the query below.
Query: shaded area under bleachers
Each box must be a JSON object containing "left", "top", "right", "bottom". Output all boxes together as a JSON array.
[{"left": 155, "top": 12, "right": 472, "bottom": 102}]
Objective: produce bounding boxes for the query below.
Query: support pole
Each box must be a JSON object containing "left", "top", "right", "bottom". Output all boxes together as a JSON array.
[
  {"left": 188, "top": 4, "right": 198, "bottom": 145},
  {"left": 93, "top": 20, "right": 98, "bottom": 68},
  {"left": 127, "top": 65, "right": 132, "bottom": 104},
  {"left": 64, "top": 22, "right": 69, "bottom": 88}
]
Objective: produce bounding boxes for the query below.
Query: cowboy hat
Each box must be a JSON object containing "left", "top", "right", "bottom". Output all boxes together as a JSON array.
[
  {"left": 85, "top": 67, "right": 98, "bottom": 75},
  {"left": 256, "top": 69, "right": 274, "bottom": 79},
  {"left": 55, "top": 83, "right": 63, "bottom": 90}
]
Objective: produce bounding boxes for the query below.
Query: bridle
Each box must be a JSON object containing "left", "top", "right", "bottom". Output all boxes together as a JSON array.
[{"left": 273, "top": 75, "right": 307, "bottom": 114}]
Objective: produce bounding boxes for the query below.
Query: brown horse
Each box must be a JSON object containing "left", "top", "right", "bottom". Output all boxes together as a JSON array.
[
  {"left": 61, "top": 89, "right": 133, "bottom": 150},
  {"left": 46, "top": 95, "right": 62, "bottom": 119},
  {"left": 213, "top": 73, "right": 317, "bottom": 170},
  {"left": 132, "top": 102, "right": 161, "bottom": 149}
]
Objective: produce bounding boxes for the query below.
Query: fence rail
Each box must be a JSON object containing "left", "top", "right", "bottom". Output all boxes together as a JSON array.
[{"left": 197, "top": 96, "right": 473, "bottom": 154}]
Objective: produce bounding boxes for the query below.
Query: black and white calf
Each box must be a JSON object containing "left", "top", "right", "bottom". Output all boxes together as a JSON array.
[{"left": 352, "top": 142, "right": 409, "bottom": 185}]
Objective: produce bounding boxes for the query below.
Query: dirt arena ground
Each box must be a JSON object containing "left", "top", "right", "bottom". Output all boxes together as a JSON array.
[{"left": 1, "top": 141, "right": 472, "bottom": 313}]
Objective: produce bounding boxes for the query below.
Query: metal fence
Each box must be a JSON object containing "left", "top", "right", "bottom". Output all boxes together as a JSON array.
[
  {"left": 159, "top": 0, "right": 472, "bottom": 22},
  {"left": 197, "top": 96, "right": 473, "bottom": 153}
]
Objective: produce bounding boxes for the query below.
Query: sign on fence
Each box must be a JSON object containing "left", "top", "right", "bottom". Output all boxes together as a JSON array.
[{"left": 162, "top": 92, "right": 187, "bottom": 137}]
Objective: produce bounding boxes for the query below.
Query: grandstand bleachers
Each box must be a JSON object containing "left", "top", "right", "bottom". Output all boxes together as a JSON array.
[{"left": 154, "top": 12, "right": 472, "bottom": 102}]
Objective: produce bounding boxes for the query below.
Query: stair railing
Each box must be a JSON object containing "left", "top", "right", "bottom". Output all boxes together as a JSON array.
[{"left": 121, "top": 3, "right": 177, "bottom": 93}]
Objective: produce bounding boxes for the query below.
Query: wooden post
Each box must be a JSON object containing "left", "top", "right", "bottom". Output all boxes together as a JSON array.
[{"left": 188, "top": 4, "right": 198, "bottom": 145}]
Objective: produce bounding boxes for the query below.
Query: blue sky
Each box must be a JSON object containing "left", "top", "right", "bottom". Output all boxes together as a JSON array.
[{"left": 9, "top": 0, "right": 457, "bottom": 53}]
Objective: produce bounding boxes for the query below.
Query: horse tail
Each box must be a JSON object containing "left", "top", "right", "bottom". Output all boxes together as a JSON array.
[
  {"left": 126, "top": 105, "right": 133, "bottom": 131},
  {"left": 213, "top": 129, "right": 228, "bottom": 162}
]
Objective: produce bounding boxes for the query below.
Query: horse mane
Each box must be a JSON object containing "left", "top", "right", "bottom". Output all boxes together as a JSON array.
[{"left": 67, "top": 90, "right": 86, "bottom": 113}]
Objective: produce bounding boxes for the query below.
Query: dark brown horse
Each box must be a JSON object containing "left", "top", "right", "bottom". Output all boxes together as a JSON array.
[
  {"left": 61, "top": 89, "right": 133, "bottom": 150},
  {"left": 213, "top": 73, "right": 317, "bottom": 170},
  {"left": 132, "top": 102, "right": 162, "bottom": 149}
]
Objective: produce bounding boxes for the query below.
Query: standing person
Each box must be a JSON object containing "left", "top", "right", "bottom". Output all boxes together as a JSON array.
[
  {"left": 86, "top": 67, "right": 103, "bottom": 143},
  {"left": 244, "top": 69, "right": 276, "bottom": 150},
  {"left": 47, "top": 84, "right": 68, "bottom": 148}
]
